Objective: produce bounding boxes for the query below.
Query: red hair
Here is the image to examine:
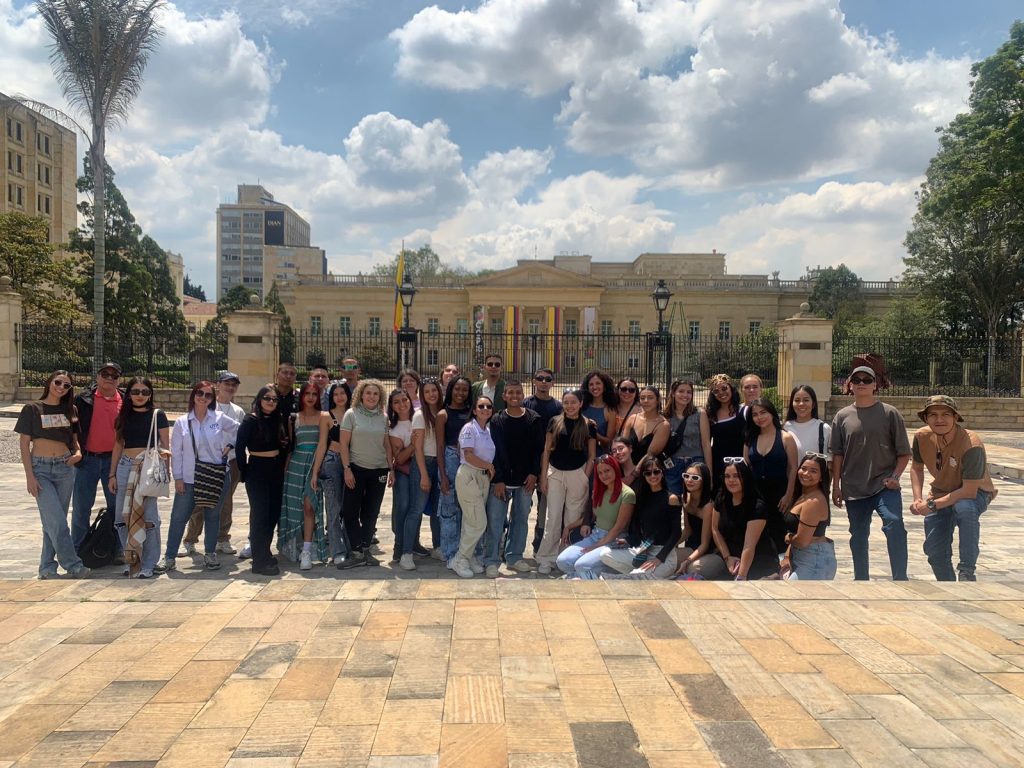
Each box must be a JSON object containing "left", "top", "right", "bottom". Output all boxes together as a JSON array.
[
  {"left": 591, "top": 454, "right": 624, "bottom": 509},
  {"left": 297, "top": 381, "right": 321, "bottom": 413}
]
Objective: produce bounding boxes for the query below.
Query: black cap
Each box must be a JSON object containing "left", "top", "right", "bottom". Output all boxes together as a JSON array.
[{"left": 98, "top": 362, "right": 122, "bottom": 375}]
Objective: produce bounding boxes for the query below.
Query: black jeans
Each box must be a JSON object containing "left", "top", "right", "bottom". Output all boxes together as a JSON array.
[
  {"left": 342, "top": 464, "right": 389, "bottom": 550},
  {"left": 245, "top": 456, "right": 283, "bottom": 569}
]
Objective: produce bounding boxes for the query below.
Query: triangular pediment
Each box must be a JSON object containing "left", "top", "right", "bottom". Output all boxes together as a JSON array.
[{"left": 465, "top": 262, "right": 604, "bottom": 289}]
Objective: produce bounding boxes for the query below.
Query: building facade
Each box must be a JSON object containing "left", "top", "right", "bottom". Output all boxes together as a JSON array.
[
  {"left": 215, "top": 184, "right": 325, "bottom": 299},
  {"left": 0, "top": 92, "right": 77, "bottom": 244}
]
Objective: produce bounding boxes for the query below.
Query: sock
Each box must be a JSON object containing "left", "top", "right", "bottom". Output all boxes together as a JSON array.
[{"left": 303, "top": 542, "right": 312, "bottom": 553}]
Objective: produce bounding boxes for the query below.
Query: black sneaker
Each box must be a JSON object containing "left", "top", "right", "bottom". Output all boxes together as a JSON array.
[
  {"left": 336, "top": 551, "right": 365, "bottom": 570},
  {"left": 363, "top": 551, "right": 381, "bottom": 566},
  {"left": 412, "top": 542, "right": 431, "bottom": 557},
  {"left": 532, "top": 527, "right": 544, "bottom": 553},
  {"left": 371, "top": 536, "right": 380, "bottom": 545},
  {"left": 252, "top": 563, "right": 280, "bottom": 576}
]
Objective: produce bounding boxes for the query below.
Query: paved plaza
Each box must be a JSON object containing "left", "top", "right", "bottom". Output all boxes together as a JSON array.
[{"left": 0, "top": 432, "right": 1023, "bottom": 766}]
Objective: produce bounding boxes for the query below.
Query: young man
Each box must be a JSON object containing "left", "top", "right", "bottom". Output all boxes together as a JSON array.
[
  {"left": 471, "top": 353, "right": 507, "bottom": 412},
  {"left": 485, "top": 381, "right": 545, "bottom": 576},
  {"left": 182, "top": 372, "right": 246, "bottom": 556},
  {"left": 72, "top": 361, "right": 123, "bottom": 557},
  {"left": 308, "top": 366, "right": 333, "bottom": 410},
  {"left": 523, "top": 368, "right": 563, "bottom": 553},
  {"left": 340, "top": 357, "right": 361, "bottom": 391},
  {"left": 830, "top": 360, "right": 912, "bottom": 580},
  {"left": 273, "top": 362, "right": 299, "bottom": 421},
  {"left": 910, "top": 395, "right": 996, "bottom": 582}
]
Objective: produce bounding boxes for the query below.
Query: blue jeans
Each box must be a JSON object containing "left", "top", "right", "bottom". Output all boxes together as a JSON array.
[
  {"left": 484, "top": 485, "right": 533, "bottom": 566},
  {"left": 165, "top": 483, "right": 219, "bottom": 558},
  {"left": 664, "top": 456, "right": 702, "bottom": 495},
  {"left": 320, "top": 451, "right": 351, "bottom": 560},
  {"left": 788, "top": 539, "right": 837, "bottom": 580},
  {"left": 411, "top": 455, "right": 439, "bottom": 549},
  {"left": 33, "top": 456, "right": 84, "bottom": 577},
  {"left": 845, "top": 488, "right": 907, "bottom": 580},
  {"left": 438, "top": 446, "right": 463, "bottom": 560},
  {"left": 923, "top": 490, "right": 989, "bottom": 581},
  {"left": 71, "top": 453, "right": 117, "bottom": 552},
  {"left": 392, "top": 468, "right": 416, "bottom": 556},
  {"left": 113, "top": 456, "right": 162, "bottom": 575},
  {"left": 556, "top": 528, "right": 610, "bottom": 579}
]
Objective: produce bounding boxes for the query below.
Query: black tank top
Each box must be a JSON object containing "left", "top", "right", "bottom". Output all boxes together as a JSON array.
[
  {"left": 443, "top": 407, "right": 471, "bottom": 446},
  {"left": 784, "top": 509, "right": 829, "bottom": 538}
]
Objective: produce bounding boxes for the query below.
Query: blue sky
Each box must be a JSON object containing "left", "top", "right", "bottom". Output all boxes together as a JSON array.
[{"left": 3, "top": 0, "right": 1021, "bottom": 297}]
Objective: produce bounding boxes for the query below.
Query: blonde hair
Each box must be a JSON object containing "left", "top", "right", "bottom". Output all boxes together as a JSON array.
[{"left": 353, "top": 381, "right": 385, "bottom": 412}]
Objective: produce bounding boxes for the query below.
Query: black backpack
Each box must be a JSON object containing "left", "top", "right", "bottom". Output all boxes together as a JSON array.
[{"left": 79, "top": 508, "right": 117, "bottom": 568}]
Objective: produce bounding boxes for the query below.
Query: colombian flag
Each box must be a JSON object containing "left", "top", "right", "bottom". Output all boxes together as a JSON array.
[{"left": 393, "top": 249, "right": 405, "bottom": 333}]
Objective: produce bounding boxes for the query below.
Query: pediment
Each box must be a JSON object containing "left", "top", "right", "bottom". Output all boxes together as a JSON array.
[{"left": 465, "top": 262, "right": 604, "bottom": 289}]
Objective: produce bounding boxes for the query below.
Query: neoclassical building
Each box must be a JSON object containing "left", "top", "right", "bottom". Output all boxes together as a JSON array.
[{"left": 279, "top": 251, "right": 901, "bottom": 341}]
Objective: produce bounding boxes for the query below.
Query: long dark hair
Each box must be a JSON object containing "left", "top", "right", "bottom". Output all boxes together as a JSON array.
[
  {"left": 40, "top": 369, "right": 75, "bottom": 423},
  {"left": 250, "top": 384, "right": 288, "bottom": 448},
  {"left": 581, "top": 370, "right": 618, "bottom": 409},
  {"left": 683, "top": 461, "right": 712, "bottom": 508},
  {"left": 664, "top": 379, "right": 697, "bottom": 419},
  {"left": 744, "top": 397, "right": 782, "bottom": 442},
  {"left": 716, "top": 460, "right": 757, "bottom": 517},
  {"left": 328, "top": 381, "right": 352, "bottom": 415},
  {"left": 115, "top": 376, "right": 155, "bottom": 439},
  {"left": 785, "top": 384, "right": 820, "bottom": 421},
  {"left": 797, "top": 454, "right": 831, "bottom": 500},
  {"left": 387, "top": 388, "right": 414, "bottom": 427},
  {"left": 443, "top": 375, "right": 473, "bottom": 410},
  {"left": 705, "top": 374, "right": 739, "bottom": 423},
  {"left": 188, "top": 380, "right": 215, "bottom": 413},
  {"left": 419, "top": 378, "right": 444, "bottom": 432},
  {"left": 634, "top": 455, "right": 668, "bottom": 511},
  {"left": 549, "top": 388, "right": 591, "bottom": 452}
]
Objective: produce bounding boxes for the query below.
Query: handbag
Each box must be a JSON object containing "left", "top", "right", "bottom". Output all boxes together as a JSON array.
[
  {"left": 659, "top": 412, "right": 691, "bottom": 463},
  {"left": 190, "top": 421, "right": 227, "bottom": 508},
  {"left": 138, "top": 410, "right": 170, "bottom": 498}
]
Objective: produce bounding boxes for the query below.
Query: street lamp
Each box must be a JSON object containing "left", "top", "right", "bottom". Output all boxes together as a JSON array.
[
  {"left": 651, "top": 279, "right": 672, "bottom": 333},
  {"left": 398, "top": 274, "right": 416, "bottom": 329}
]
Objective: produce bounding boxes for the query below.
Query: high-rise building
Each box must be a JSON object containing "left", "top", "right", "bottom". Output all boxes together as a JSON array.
[
  {"left": 0, "top": 92, "right": 77, "bottom": 244},
  {"left": 215, "top": 184, "right": 325, "bottom": 299}
]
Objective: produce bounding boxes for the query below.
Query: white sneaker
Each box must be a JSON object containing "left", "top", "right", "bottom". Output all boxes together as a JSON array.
[
  {"left": 431, "top": 547, "right": 444, "bottom": 560},
  {"left": 399, "top": 554, "right": 416, "bottom": 571},
  {"left": 485, "top": 565, "right": 500, "bottom": 579},
  {"left": 204, "top": 553, "right": 220, "bottom": 570},
  {"left": 511, "top": 560, "right": 532, "bottom": 573},
  {"left": 446, "top": 556, "right": 456, "bottom": 570},
  {"left": 538, "top": 563, "right": 552, "bottom": 575},
  {"left": 453, "top": 557, "right": 475, "bottom": 579},
  {"left": 469, "top": 557, "right": 485, "bottom": 574},
  {"left": 238, "top": 543, "right": 252, "bottom": 560},
  {"left": 217, "top": 541, "right": 237, "bottom": 555},
  {"left": 300, "top": 550, "right": 313, "bottom": 571},
  {"left": 182, "top": 541, "right": 196, "bottom": 556}
]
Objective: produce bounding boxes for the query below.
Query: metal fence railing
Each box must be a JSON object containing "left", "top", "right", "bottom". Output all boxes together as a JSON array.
[
  {"left": 19, "top": 323, "right": 228, "bottom": 388},
  {"left": 832, "top": 333, "right": 1022, "bottom": 397}
]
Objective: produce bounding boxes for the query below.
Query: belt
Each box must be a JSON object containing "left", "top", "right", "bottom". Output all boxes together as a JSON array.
[{"left": 84, "top": 450, "right": 112, "bottom": 458}]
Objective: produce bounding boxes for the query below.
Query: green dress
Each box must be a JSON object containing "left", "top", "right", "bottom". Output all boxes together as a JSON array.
[{"left": 279, "top": 419, "right": 327, "bottom": 563}]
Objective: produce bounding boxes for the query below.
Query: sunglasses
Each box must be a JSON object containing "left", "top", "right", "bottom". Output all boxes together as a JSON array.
[
  {"left": 643, "top": 469, "right": 663, "bottom": 477},
  {"left": 850, "top": 376, "right": 874, "bottom": 385},
  {"left": 199, "top": 391, "right": 215, "bottom": 400},
  {"left": 713, "top": 386, "right": 731, "bottom": 394},
  {"left": 485, "top": 361, "right": 502, "bottom": 368},
  {"left": 342, "top": 364, "right": 358, "bottom": 371},
  {"left": 619, "top": 386, "right": 637, "bottom": 393},
  {"left": 129, "top": 388, "right": 151, "bottom": 396},
  {"left": 682, "top": 473, "right": 702, "bottom": 481},
  {"left": 52, "top": 380, "right": 72, "bottom": 390},
  {"left": 99, "top": 371, "right": 120, "bottom": 380},
  {"left": 535, "top": 375, "right": 553, "bottom": 383},
  {"left": 477, "top": 403, "right": 493, "bottom": 410},
  {"left": 261, "top": 395, "right": 279, "bottom": 403},
  {"left": 804, "top": 451, "right": 828, "bottom": 460},
  {"left": 722, "top": 456, "right": 745, "bottom": 465}
]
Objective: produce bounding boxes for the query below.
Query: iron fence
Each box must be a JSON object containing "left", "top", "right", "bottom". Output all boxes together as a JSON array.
[
  {"left": 19, "top": 323, "right": 228, "bottom": 388},
  {"left": 832, "top": 333, "right": 1022, "bottom": 397}
]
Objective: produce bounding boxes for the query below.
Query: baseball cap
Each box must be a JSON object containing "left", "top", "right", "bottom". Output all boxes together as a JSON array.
[{"left": 217, "top": 371, "right": 241, "bottom": 384}]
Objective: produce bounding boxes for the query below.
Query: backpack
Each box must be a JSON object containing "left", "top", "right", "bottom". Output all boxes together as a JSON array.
[{"left": 79, "top": 508, "right": 117, "bottom": 568}]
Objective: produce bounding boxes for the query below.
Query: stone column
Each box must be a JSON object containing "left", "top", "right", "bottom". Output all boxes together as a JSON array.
[
  {"left": 776, "top": 302, "right": 834, "bottom": 408},
  {"left": 225, "top": 301, "right": 283, "bottom": 398},
  {"left": 0, "top": 277, "right": 22, "bottom": 401}
]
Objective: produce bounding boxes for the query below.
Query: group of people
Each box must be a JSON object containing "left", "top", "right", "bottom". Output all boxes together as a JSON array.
[{"left": 17, "top": 352, "right": 993, "bottom": 583}]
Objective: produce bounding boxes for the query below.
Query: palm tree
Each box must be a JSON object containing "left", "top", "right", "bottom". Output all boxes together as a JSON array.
[{"left": 36, "top": 0, "right": 164, "bottom": 373}]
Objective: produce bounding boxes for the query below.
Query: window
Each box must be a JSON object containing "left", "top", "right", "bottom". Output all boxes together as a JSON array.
[
  {"left": 6, "top": 151, "right": 22, "bottom": 174},
  {"left": 490, "top": 318, "right": 503, "bottom": 333},
  {"left": 37, "top": 163, "right": 50, "bottom": 185},
  {"left": 427, "top": 349, "right": 439, "bottom": 366},
  {"left": 689, "top": 321, "right": 701, "bottom": 340},
  {"left": 718, "top": 321, "right": 731, "bottom": 341},
  {"left": 37, "top": 194, "right": 50, "bottom": 215},
  {"left": 369, "top": 316, "right": 381, "bottom": 336},
  {"left": 36, "top": 133, "right": 50, "bottom": 155},
  {"left": 456, "top": 318, "right": 469, "bottom": 334},
  {"left": 339, "top": 316, "right": 351, "bottom": 336},
  {"left": 311, "top": 316, "right": 321, "bottom": 336},
  {"left": 748, "top": 320, "right": 762, "bottom": 335},
  {"left": 564, "top": 353, "right": 577, "bottom": 368},
  {"left": 527, "top": 318, "right": 541, "bottom": 334},
  {"left": 427, "top": 317, "right": 439, "bottom": 335},
  {"left": 6, "top": 118, "right": 22, "bottom": 142},
  {"left": 600, "top": 319, "right": 613, "bottom": 336},
  {"left": 564, "top": 319, "right": 577, "bottom": 336},
  {"left": 627, "top": 355, "right": 639, "bottom": 369},
  {"left": 628, "top": 320, "right": 641, "bottom": 337}
]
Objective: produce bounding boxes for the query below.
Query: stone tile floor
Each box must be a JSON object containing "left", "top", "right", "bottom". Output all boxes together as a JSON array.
[{"left": 0, "top": 450, "right": 1023, "bottom": 765}]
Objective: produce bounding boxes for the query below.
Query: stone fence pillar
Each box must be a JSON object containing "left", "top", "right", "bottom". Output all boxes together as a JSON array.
[
  {"left": 776, "top": 302, "right": 834, "bottom": 408},
  {"left": 225, "top": 303, "right": 282, "bottom": 399},
  {"left": 0, "top": 277, "right": 22, "bottom": 402}
]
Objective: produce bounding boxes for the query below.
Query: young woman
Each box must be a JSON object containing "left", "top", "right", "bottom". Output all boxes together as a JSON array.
[
  {"left": 282, "top": 382, "right": 330, "bottom": 570},
  {"left": 622, "top": 386, "right": 670, "bottom": 466},
  {"left": 702, "top": 374, "right": 744, "bottom": 487},
  {"left": 744, "top": 397, "right": 798, "bottom": 555},
  {"left": 610, "top": 436, "right": 639, "bottom": 488},
  {"left": 673, "top": 462, "right": 726, "bottom": 579},
  {"left": 109, "top": 376, "right": 170, "bottom": 578},
  {"left": 663, "top": 379, "right": 709, "bottom": 494},
  {"left": 783, "top": 385, "right": 832, "bottom": 458},
  {"left": 340, "top": 381, "right": 394, "bottom": 564},
  {"left": 435, "top": 376, "right": 474, "bottom": 566},
  {"left": 387, "top": 388, "right": 417, "bottom": 569},
  {"left": 451, "top": 395, "right": 497, "bottom": 578},
  {"left": 537, "top": 388, "right": 596, "bottom": 575},
  {"left": 710, "top": 460, "right": 778, "bottom": 580},
  {"left": 398, "top": 368, "right": 422, "bottom": 410},
  {"left": 411, "top": 377, "right": 444, "bottom": 558},
  {"left": 16, "top": 371, "right": 89, "bottom": 579},
  {"left": 781, "top": 454, "right": 836, "bottom": 580},
  {"left": 581, "top": 370, "right": 619, "bottom": 453},
  {"left": 556, "top": 455, "right": 634, "bottom": 579},
  {"left": 311, "top": 381, "right": 361, "bottom": 570},
  {"left": 236, "top": 385, "right": 289, "bottom": 576},
  {"left": 614, "top": 377, "right": 640, "bottom": 436},
  {"left": 165, "top": 381, "right": 237, "bottom": 572},
  {"left": 601, "top": 456, "right": 681, "bottom": 578}
]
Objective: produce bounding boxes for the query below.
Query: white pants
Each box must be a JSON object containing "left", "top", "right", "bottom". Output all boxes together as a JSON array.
[
  {"left": 537, "top": 466, "right": 589, "bottom": 565},
  {"left": 601, "top": 546, "right": 678, "bottom": 579}
]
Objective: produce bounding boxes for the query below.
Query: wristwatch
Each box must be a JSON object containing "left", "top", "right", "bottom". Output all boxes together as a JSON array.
[{"left": 926, "top": 498, "right": 937, "bottom": 512}]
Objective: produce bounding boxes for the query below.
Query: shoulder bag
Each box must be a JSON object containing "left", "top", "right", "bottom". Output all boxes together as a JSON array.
[
  {"left": 138, "top": 410, "right": 170, "bottom": 498},
  {"left": 190, "top": 418, "right": 227, "bottom": 508}
]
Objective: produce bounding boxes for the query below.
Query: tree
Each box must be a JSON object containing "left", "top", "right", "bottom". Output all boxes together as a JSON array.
[
  {"left": 903, "top": 21, "right": 1024, "bottom": 389},
  {"left": 0, "top": 211, "right": 79, "bottom": 322},
  {"left": 264, "top": 282, "right": 296, "bottom": 365},
  {"left": 808, "top": 265, "right": 866, "bottom": 321},
  {"left": 183, "top": 273, "right": 206, "bottom": 301},
  {"left": 36, "top": 0, "right": 165, "bottom": 373},
  {"left": 371, "top": 245, "right": 471, "bottom": 280}
]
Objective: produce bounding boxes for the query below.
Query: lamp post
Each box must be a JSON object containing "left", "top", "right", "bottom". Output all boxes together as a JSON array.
[
  {"left": 398, "top": 274, "right": 416, "bottom": 329},
  {"left": 647, "top": 279, "right": 674, "bottom": 393},
  {"left": 397, "top": 275, "right": 418, "bottom": 371},
  {"left": 651, "top": 279, "right": 672, "bottom": 333}
]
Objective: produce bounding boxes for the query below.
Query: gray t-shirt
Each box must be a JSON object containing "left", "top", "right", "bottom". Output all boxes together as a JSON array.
[
  {"left": 830, "top": 401, "right": 911, "bottom": 500},
  {"left": 669, "top": 412, "right": 703, "bottom": 459},
  {"left": 341, "top": 408, "right": 389, "bottom": 469}
]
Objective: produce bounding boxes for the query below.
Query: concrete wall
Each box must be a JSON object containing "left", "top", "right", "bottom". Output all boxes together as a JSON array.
[{"left": 825, "top": 395, "right": 1024, "bottom": 430}]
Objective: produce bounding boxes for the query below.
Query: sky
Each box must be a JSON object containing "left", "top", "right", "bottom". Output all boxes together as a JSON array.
[{"left": 2, "top": 0, "right": 1021, "bottom": 298}]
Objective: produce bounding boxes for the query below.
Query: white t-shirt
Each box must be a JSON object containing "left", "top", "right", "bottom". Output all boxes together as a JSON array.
[
  {"left": 783, "top": 418, "right": 832, "bottom": 458},
  {"left": 411, "top": 409, "right": 437, "bottom": 457},
  {"left": 390, "top": 419, "right": 413, "bottom": 448},
  {"left": 216, "top": 400, "right": 246, "bottom": 461}
]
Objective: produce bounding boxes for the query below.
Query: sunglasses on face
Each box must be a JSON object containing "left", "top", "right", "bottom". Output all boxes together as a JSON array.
[
  {"left": 52, "top": 380, "right": 72, "bottom": 390},
  {"left": 535, "top": 375, "right": 553, "bottom": 383},
  {"left": 199, "top": 392, "right": 215, "bottom": 401},
  {"left": 683, "top": 474, "right": 703, "bottom": 483},
  {"left": 99, "top": 371, "right": 120, "bottom": 380},
  {"left": 130, "top": 388, "right": 151, "bottom": 396},
  {"left": 722, "top": 456, "right": 745, "bottom": 465},
  {"left": 342, "top": 364, "right": 358, "bottom": 371},
  {"left": 619, "top": 386, "right": 637, "bottom": 393},
  {"left": 485, "top": 362, "right": 502, "bottom": 368},
  {"left": 477, "top": 403, "right": 493, "bottom": 410},
  {"left": 850, "top": 376, "right": 874, "bottom": 385},
  {"left": 713, "top": 386, "right": 731, "bottom": 394},
  {"left": 643, "top": 469, "right": 663, "bottom": 477},
  {"left": 261, "top": 395, "right": 279, "bottom": 403}
]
